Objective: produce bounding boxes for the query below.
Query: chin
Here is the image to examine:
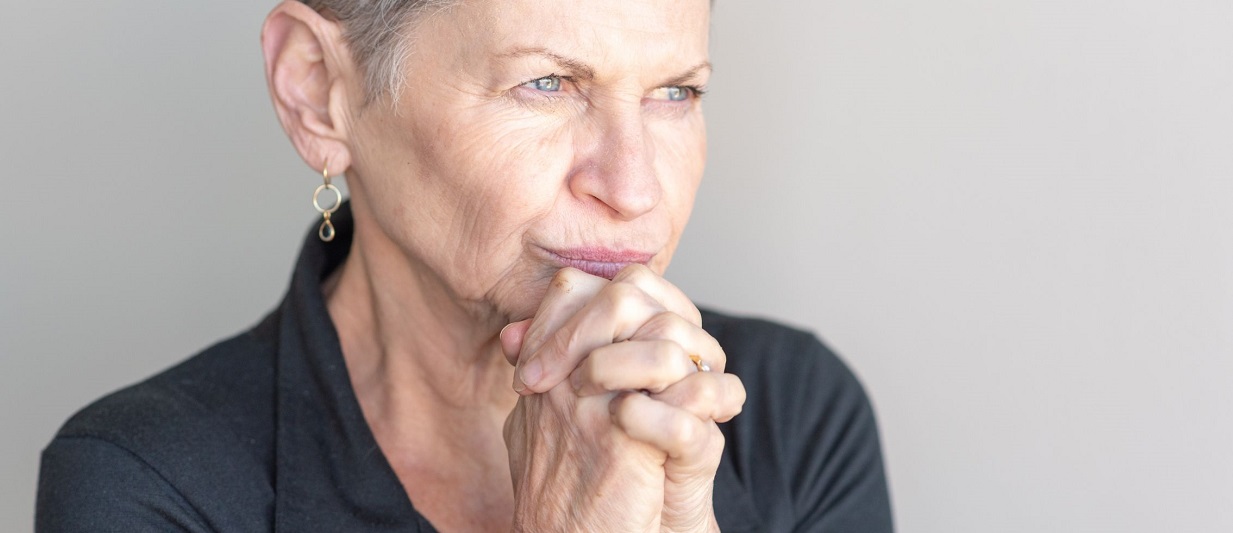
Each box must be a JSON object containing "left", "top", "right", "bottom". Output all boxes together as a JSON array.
[{"left": 481, "top": 264, "right": 559, "bottom": 323}]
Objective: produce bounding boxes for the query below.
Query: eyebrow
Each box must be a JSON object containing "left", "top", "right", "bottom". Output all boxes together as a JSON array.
[
  {"left": 498, "top": 47, "right": 597, "bottom": 80},
  {"left": 498, "top": 46, "right": 712, "bottom": 86},
  {"left": 659, "top": 61, "right": 713, "bottom": 88}
]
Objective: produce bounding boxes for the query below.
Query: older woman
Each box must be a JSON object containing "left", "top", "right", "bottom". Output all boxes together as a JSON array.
[{"left": 36, "top": 0, "right": 892, "bottom": 531}]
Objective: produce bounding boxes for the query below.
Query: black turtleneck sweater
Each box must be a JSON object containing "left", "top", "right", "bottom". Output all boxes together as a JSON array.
[{"left": 36, "top": 203, "right": 893, "bottom": 532}]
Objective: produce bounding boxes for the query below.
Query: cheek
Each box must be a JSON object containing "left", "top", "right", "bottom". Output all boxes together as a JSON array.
[
  {"left": 416, "top": 108, "right": 576, "bottom": 268},
  {"left": 649, "top": 114, "right": 707, "bottom": 215}
]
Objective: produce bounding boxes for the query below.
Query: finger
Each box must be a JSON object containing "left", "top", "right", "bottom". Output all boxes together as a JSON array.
[
  {"left": 610, "top": 264, "right": 702, "bottom": 327},
  {"left": 514, "top": 268, "right": 607, "bottom": 392},
  {"left": 570, "top": 340, "right": 697, "bottom": 396},
  {"left": 609, "top": 391, "right": 715, "bottom": 465},
  {"left": 518, "top": 265, "right": 706, "bottom": 395},
  {"left": 630, "top": 311, "right": 728, "bottom": 374},
  {"left": 520, "top": 268, "right": 608, "bottom": 357},
  {"left": 651, "top": 372, "right": 747, "bottom": 423},
  {"left": 500, "top": 319, "right": 533, "bottom": 366},
  {"left": 518, "top": 279, "right": 664, "bottom": 394},
  {"left": 517, "top": 268, "right": 606, "bottom": 359}
]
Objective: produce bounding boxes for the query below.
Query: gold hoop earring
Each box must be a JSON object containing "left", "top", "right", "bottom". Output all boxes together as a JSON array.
[{"left": 313, "top": 164, "right": 342, "bottom": 242}]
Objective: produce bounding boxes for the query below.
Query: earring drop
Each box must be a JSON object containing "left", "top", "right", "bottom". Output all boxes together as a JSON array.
[{"left": 313, "top": 164, "right": 341, "bottom": 242}]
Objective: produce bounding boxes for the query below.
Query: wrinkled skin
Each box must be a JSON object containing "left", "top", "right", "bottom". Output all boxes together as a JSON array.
[
  {"left": 501, "top": 266, "right": 743, "bottom": 531},
  {"left": 346, "top": 0, "right": 711, "bottom": 323}
]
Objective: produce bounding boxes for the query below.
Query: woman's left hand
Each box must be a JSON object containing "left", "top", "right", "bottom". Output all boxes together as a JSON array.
[{"left": 501, "top": 265, "right": 747, "bottom": 532}]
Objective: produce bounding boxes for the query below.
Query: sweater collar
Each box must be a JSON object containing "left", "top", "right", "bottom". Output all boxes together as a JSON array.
[{"left": 273, "top": 202, "right": 432, "bottom": 532}]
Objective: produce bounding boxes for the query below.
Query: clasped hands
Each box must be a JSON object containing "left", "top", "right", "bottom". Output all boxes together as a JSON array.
[{"left": 500, "top": 265, "right": 747, "bottom": 533}]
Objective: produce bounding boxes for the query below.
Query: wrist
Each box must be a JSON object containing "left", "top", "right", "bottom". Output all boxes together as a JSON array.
[{"left": 661, "top": 508, "right": 719, "bottom": 533}]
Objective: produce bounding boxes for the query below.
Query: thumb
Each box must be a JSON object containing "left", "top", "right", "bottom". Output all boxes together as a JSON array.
[{"left": 500, "top": 319, "right": 534, "bottom": 366}]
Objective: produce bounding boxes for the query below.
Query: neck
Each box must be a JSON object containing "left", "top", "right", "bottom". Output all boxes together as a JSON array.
[
  {"left": 323, "top": 194, "right": 519, "bottom": 433},
  {"left": 323, "top": 202, "right": 519, "bottom": 531}
]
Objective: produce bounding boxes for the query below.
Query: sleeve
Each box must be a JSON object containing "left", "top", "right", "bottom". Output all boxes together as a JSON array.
[
  {"left": 788, "top": 335, "right": 895, "bottom": 533},
  {"left": 36, "top": 436, "right": 213, "bottom": 533}
]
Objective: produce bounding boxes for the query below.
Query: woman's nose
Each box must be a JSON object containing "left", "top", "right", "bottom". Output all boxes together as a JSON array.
[{"left": 569, "top": 109, "right": 662, "bottom": 221}]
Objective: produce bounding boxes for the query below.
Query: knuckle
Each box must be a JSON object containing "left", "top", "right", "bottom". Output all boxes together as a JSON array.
[
  {"left": 715, "top": 376, "right": 747, "bottom": 421},
  {"left": 667, "top": 415, "right": 697, "bottom": 446},
  {"left": 643, "top": 341, "right": 687, "bottom": 389},
  {"left": 665, "top": 417, "right": 695, "bottom": 446},
  {"left": 711, "top": 342, "right": 728, "bottom": 366},
  {"left": 686, "top": 304, "right": 703, "bottom": 326},
  {"left": 639, "top": 311, "right": 684, "bottom": 339},
  {"left": 550, "top": 267, "right": 584, "bottom": 291},
  {"left": 613, "top": 263, "right": 653, "bottom": 284},
  {"left": 605, "top": 280, "right": 642, "bottom": 303},
  {"left": 648, "top": 339, "right": 685, "bottom": 366},
  {"left": 696, "top": 379, "right": 721, "bottom": 405},
  {"left": 728, "top": 375, "right": 748, "bottom": 404},
  {"left": 648, "top": 309, "right": 678, "bottom": 329},
  {"left": 604, "top": 282, "right": 651, "bottom": 318},
  {"left": 660, "top": 312, "right": 693, "bottom": 337},
  {"left": 685, "top": 379, "right": 720, "bottom": 413},
  {"left": 588, "top": 364, "right": 620, "bottom": 392}
]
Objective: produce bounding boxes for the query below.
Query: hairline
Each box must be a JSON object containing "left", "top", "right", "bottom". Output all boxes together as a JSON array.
[{"left": 304, "top": 0, "right": 714, "bottom": 106}]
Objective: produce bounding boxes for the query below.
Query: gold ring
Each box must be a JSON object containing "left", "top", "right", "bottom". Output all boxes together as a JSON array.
[{"left": 689, "top": 354, "right": 711, "bottom": 373}]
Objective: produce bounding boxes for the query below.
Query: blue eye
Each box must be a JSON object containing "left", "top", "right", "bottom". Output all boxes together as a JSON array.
[
  {"left": 650, "top": 86, "right": 698, "bottom": 102},
  {"left": 525, "top": 76, "right": 562, "bottom": 92}
]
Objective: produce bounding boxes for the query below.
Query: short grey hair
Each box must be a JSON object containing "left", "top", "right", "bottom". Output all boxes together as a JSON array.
[
  {"left": 300, "top": 0, "right": 714, "bottom": 104},
  {"left": 298, "top": 0, "right": 457, "bottom": 104}
]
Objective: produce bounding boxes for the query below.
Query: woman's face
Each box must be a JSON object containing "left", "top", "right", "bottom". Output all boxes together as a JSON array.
[{"left": 347, "top": 0, "right": 711, "bottom": 321}]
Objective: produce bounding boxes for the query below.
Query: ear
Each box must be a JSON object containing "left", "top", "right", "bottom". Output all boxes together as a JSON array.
[{"left": 261, "top": 0, "right": 358, "bottom": 176}]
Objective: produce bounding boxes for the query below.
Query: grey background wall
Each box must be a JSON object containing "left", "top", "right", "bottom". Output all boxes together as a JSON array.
[{"left": 2, "top": 0, "right": 1230, "bottom": 531}]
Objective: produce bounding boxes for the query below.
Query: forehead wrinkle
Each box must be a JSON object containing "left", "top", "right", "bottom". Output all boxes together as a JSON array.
[{"left": 483, "top": 1, "right": 708, "bottom": 70}]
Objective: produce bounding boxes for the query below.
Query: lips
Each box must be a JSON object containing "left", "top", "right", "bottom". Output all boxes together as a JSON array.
[{"left": 540, "top": 247, "right": 655, "bottom": 280}]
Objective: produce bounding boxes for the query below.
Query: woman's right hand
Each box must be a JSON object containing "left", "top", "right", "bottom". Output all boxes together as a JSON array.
[
  {"left": 501, "top": 266, "right": 746, "bottom": 532},
  {"left": 503, "top": 376, "right": 668, "bottom": 532},
  {"left": 502, "top": 268, "right": 669, "bottom": 531}
]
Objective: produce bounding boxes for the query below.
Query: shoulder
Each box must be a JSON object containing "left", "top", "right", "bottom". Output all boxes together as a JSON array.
[
  {"left": 700, "top": 307, "right": 876, "bottom": 442},
  {"left": 701, "top": 308, "right": 863, "bottom": 399},
  {"left": 53, "top": 312, "right": 279, "bottom": 462},
  {"left": 701, "top": 308, "right": 894, "bottom": 532},
  {"left": 38, "top": 313, "right": 281, "bottom": 531}
]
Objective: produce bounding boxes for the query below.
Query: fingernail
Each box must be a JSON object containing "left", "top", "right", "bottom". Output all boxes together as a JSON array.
[
  {"left": 500, "top": 324, "right": 516, "bottom": 360},
  {"left": 512, "top": 367, "right": 526, "bottom": 393},
  {"left": 519, "top": 359, "right": 542, "bottom": 391}
]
